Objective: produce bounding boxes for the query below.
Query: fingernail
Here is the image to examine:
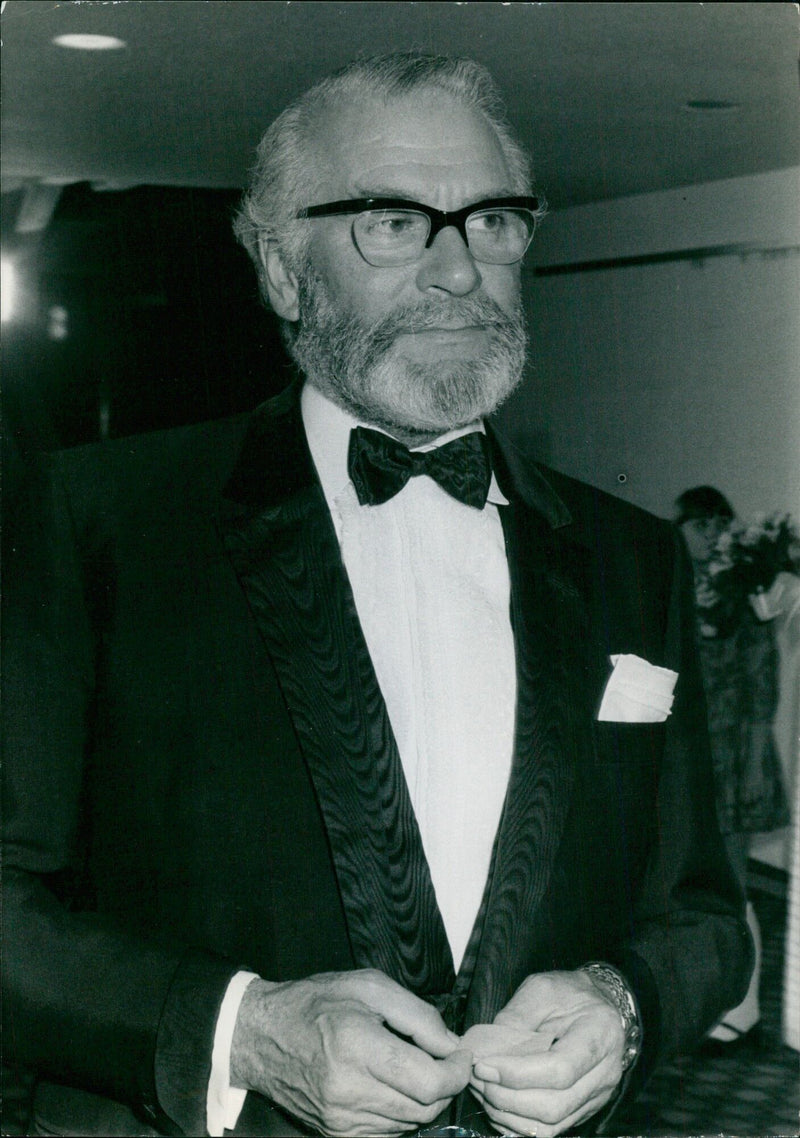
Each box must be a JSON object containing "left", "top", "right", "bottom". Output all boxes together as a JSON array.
[
  {"left": 446, "top": 1029, "right": 461, "bottom": 1046},
  {"left": 474, "top": 1062, "right": 501, "bottom": 1082}
]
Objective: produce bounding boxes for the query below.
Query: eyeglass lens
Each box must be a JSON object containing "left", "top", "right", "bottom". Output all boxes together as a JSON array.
[{"left": 352, "top": 207, "right": 534, "bottom": 266}]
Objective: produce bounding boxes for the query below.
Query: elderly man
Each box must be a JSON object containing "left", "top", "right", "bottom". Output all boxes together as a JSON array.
[{"left": 3, "top": 53, "right": 750, "bottom": 1138}]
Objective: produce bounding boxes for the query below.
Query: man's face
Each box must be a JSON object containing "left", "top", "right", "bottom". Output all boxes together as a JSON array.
[{"left": 282, "top": 91, "right": 528, "bottom": 439}]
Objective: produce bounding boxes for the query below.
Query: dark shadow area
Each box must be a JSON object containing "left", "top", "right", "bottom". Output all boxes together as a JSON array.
[
  {"left": 2, "top": 183, "right": 292, "bottom": 466},
  {"left": 2, "top": 183, "right": 293, "bottom": 1134}
]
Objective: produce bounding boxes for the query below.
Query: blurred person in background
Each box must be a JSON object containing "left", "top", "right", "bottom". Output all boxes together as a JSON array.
[{"left": 676, "top": 486, "right": 790, "bottom": 1048}]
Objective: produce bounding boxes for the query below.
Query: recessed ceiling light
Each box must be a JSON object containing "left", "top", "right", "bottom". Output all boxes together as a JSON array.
[
  {"left": 52, "top": 33, "right": 126, "bottom": 51},
  {"left": 683, "top": 99, "right": 741, "bottom": 113}
]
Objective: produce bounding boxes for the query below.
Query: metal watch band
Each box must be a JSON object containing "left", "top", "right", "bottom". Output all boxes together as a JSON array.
[{"left": 580, "top": 961, "right": 642, "bottom": 1071}]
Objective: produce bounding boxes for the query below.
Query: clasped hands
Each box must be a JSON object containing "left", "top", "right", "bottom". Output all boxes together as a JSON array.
[{"left": 230, "top": 968, "right": 627, "bottom": 1137}]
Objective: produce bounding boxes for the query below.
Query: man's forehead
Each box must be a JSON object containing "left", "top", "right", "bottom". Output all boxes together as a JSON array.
[
  {"left": 352, "top": 151, "right": 508, "bottom": 188},
  {"left": 311, "top": 92, "right": 511, "bottom": 197}
]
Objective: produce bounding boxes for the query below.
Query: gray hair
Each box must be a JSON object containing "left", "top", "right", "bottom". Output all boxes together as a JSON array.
[{"left": 232, "top": 52, "right": 539, "bottom": 302}]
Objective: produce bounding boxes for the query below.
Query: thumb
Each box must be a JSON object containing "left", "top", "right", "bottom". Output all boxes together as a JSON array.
[
  {"left": 381, "top": 990, "right": 461, "bottom": 1058},
  {"left": 436, "top": 1047, "right": 474, "bottom": 1092}
]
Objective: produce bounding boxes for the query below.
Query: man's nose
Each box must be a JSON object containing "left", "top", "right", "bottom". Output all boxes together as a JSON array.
[{"left": 415, "top": 225, "right": 481, "bottom": 296}]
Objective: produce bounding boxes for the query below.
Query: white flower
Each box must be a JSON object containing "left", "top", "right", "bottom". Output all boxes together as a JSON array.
[{"left": 741, "top": 523, "right": 763, "bottom": 546}]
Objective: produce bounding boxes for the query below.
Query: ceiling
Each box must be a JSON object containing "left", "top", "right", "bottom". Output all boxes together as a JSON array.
[{"left": 1, "top": 1, "right": 799, "bottom": 210}]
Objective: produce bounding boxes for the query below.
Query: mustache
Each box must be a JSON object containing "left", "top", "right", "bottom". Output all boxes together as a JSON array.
[{"left": 366, "top": 295, "right": 524, "bottom": 350}]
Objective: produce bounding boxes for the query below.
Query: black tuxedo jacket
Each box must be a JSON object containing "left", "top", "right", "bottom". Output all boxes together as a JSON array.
[{"left": 2, "top": 382, "right": 750, "bottom": 1136}]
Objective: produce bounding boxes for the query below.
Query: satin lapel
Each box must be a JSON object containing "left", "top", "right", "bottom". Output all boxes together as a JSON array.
[
  {"left": 217, "top": 388, "right": 454, "bottom": 996},
  {"left": 465, "top": 493, "right": 601, "bottom": 1025}
]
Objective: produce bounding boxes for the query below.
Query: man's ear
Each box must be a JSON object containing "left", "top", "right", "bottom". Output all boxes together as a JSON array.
[{"left": 258, "top": 235, "right": 300, "bottom": 322}]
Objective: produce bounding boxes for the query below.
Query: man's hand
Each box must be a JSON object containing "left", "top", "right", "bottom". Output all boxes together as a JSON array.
[
  {"left": 464, "top": 970, "right": 626, "bottom": 1137},
  {"left": 230, "top": 969, "right": 472, "bottom": 1136}
]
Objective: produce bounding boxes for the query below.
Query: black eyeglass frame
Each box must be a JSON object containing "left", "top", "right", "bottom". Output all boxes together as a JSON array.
[{"left": 295, "top": 195, "right": 540, "bottom": 261}]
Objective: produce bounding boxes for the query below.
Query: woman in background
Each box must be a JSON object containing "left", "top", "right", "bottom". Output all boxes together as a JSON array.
[{"left": 676, "top": 486, "right": 789, "bottom": 1046}]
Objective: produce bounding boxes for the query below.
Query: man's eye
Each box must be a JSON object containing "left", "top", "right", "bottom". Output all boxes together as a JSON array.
[
  {"left": 470, "top": 211, "right": 508, "bottom": 233},
  {"left": 362, "top": 212, "right": 422, "bottom": 238}
]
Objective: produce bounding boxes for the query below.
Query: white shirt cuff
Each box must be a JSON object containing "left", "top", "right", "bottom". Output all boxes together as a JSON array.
[{"left": 206, "top": 970, "right": 260, "bottom": 1136}]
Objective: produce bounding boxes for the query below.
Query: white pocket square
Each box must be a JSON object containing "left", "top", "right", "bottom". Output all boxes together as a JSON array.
[{"left": 597, "top": 654, "right": 678, "bottom": 723}]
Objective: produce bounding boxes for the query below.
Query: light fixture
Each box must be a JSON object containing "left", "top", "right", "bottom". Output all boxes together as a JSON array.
[
  {"left": 52, "top": 33, "right": 126, "bottom": 51},
  {"left": 1, "top": 258, "right": 16, "bottom": 323}
]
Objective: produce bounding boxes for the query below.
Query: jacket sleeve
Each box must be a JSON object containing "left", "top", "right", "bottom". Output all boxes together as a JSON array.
[
  {"left": 1, "top": 454, "right": 238, "bottom": 1134},
  {"left": 604, "top": 525, "right": 753, "bottom": 1106}
]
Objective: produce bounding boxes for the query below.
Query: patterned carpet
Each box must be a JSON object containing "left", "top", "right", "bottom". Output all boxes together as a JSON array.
[
  {"left": 614, "top": 864, "right": 800, "bottom": 1138},
  {"left": 2, "top": 869, "right": 798, "bottom": 1136}
]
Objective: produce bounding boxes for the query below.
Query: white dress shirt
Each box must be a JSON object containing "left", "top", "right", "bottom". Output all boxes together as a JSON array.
[{"left": 207, "top": 384, "right": 517, "bottom": 1134}]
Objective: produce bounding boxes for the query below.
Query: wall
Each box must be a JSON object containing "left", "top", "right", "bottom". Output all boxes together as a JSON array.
[{"left": 498, "top": 167, "right": 800, "bottom": 521}]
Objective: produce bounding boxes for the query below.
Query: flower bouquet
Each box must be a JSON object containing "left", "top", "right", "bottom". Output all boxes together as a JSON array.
[{"left": 696, "top": 513, "right": 800, "bottom": 633}]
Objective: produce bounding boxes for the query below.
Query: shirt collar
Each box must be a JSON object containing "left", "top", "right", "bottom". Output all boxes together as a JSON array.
[{"left": 301, "top": 383, "right": 509, "bottom": 510}]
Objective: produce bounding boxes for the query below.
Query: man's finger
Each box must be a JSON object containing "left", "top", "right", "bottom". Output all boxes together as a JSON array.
[
  {"left": 381, "top": 991, "right": 462, "bottom": 1058},
  {"left": 474, "top": 1048, "right": 585, "bottom": 1092},
  {"left": 347, "top": 971, "right": 460, "bottom": 1058},
  {"left": 313, "top": 1034, "right": 463, "bottom": 1133},
  {"left": 368, "top": 1038, "right": 473, "bottom": 1104},
  {"left": 474, "top": 1016, "right": 618, "bottom": 1091},
  {"left": 323, "top": 1107, "right": 440, "bottom": 1138},
  {"left": 471, "top": 1061, "right": 617, "bottom": 1131},
  {"left": 474, "top": 1085, "right": 612, "bottom": 1138}
]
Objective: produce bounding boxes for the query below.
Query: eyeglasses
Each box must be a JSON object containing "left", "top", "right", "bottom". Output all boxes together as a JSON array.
[{"left": 295, "top": 196, "right": 539, "bottom": 266}]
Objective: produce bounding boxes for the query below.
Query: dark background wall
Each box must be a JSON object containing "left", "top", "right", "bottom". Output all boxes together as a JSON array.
[{"left": 2, "top": 184, "right": 290, "bottom": 460}]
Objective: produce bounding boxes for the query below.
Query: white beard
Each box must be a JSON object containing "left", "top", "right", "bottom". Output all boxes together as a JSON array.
[{"left": 285, "top": 269, "right": 528, "bottom": 439}]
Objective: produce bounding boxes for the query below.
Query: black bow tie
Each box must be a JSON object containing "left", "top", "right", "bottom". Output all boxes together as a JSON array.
[{"left": 348, "top": 425, "right": 493, "bottom": 509}]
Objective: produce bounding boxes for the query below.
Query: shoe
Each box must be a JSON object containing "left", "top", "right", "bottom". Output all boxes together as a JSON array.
[{"left": 697, "top": 1022, "right": 764, "bottom": 1057}]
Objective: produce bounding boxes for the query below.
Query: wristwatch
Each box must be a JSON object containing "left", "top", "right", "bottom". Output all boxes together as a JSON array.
[{"left": 580, "top": 962, "right": 642, "bottom": 1071}]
